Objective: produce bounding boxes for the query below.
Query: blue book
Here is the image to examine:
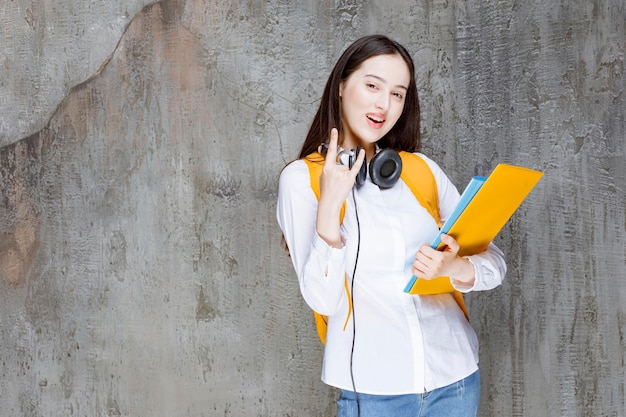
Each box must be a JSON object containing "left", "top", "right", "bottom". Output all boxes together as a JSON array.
[{"left": 403, "top": 176, "right": 486, "bottom": 293}]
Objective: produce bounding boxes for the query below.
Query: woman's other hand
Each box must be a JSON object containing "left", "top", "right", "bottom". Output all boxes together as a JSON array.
[{"left": 412, "top": 234, "right": 476, "bottom": 286}]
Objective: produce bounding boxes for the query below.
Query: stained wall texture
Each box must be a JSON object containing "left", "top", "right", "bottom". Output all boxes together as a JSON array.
[{"left": 0, "top": 0, "right": 624, "bottom": 416}]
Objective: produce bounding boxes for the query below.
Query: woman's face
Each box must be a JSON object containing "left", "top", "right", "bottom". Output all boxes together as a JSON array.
[{"left": 339, "top": 53, "right": 410, "bottom": 154}]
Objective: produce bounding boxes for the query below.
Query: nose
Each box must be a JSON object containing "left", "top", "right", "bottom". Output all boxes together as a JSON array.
[{"left": 375, "top": 94, "right": 390, "bottom": 111}]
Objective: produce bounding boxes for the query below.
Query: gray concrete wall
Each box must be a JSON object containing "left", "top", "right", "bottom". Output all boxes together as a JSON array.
[{"left": 0, "top": 0, "right": 623, "bottom": 416}]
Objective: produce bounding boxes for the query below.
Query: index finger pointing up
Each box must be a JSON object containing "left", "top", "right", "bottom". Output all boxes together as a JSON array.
[{"left": 323, "top": 128, "right": 339, "bottom": 166}]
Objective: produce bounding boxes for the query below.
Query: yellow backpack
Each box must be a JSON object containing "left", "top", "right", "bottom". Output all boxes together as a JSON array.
[{"left": 303, "top": 151, "right": 468, "bottom": 344}]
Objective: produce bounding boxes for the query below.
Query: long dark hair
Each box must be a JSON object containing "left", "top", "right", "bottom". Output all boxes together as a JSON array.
[{"left": 298, "top": 35, "right": 421, "bottom": 159}]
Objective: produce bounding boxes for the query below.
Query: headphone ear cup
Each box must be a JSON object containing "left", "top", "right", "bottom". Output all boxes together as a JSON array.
[
  {"left": 356, "top": 159, "right": 367, "bottom": 187},
  {"left": 349, "top": 146, "right": 367, "bottom": 187},
  {"left": 369, "top": 148, "right": 402, "bottom": 188}
]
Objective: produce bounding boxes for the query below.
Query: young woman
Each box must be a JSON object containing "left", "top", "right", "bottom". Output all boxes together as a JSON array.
[{"left": 277, "top": 35, "right": 506, "bottom": 417}]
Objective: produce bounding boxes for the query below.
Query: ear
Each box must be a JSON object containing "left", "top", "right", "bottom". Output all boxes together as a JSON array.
[{"left": 339, "top": 81, "right": 344, "bottom": 97}]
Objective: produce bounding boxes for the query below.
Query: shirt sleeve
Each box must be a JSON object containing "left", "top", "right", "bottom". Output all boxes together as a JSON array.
[
  {"left": 458, "top": 244, "right": 507, "bottom": 292},
  {"left": 417, "top": 153, "right": 507, "bottom": 293},
  {"left": 276, "top": 160, "right": 347, "bottom": 315}
]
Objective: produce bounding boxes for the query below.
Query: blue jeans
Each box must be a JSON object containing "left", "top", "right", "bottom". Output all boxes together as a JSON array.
[{"left": 337, "top": 370, "right": 480, "bottom": 417}]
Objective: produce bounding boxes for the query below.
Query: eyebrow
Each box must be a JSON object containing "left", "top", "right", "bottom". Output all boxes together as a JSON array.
[{"left": 364, "top": 74, "right": 408, "bottom": 91}]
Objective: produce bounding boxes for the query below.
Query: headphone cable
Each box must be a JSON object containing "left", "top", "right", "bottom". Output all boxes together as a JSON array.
[{"left": 349, "top": 186, "right": 361, "bottom": 417}]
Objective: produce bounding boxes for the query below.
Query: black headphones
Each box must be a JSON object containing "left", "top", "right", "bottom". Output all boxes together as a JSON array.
[{"left": 342, "top": 146, "right": 403, "bottom": 188}]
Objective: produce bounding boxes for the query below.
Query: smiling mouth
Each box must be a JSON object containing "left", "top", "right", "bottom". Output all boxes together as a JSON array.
[{"left": 367, "top": 114, "right": 385, "bottom": 128}]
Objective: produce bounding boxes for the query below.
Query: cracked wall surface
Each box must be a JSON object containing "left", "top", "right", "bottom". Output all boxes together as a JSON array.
[
  {"left": 0, "top": 0, "right": 625, "bottom": 416},
  {"left": 0, "top": 0, "right": 155, "bottom": 148}
]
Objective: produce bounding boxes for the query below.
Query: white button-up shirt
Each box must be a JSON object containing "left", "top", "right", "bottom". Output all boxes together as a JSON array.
[{"left": 277, "top": 152, "right": 506, "bottom": 395}]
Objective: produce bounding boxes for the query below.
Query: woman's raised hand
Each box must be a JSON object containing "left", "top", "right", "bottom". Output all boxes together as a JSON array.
[{"left": 315, "top": 128, "right": 365, "bottom": 248}]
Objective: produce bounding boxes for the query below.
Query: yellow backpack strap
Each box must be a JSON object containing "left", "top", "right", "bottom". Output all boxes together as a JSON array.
[
  {"left": 303, "top": 153, "right": 351, "bottom": 344},
  {"left": 399, "top": 152, "right": 468, "bottom": 320},
  {"left": 399, "top": 151, "right": 441, "bottom": 226},
  {"left": 311, "top": 278, "right": 353, "bottom": 345},
  {"left": 302, "top": 152, "right": 346, "bottom": 221}
]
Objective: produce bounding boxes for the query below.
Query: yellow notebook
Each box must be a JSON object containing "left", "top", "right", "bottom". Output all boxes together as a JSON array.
[{"left": 404, "top": 163, "right": 543, "bottom": 293}]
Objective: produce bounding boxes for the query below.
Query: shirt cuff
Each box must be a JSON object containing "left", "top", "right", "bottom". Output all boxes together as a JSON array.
[
  {"left": 452, "top": 255, "right": 501, "bottom": 293},
  {"left": 312, "top": 233, "right": 346, "bottom": 278},
  {"left": 448, "top": 257, "right": 475, "bottom": 293}
]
